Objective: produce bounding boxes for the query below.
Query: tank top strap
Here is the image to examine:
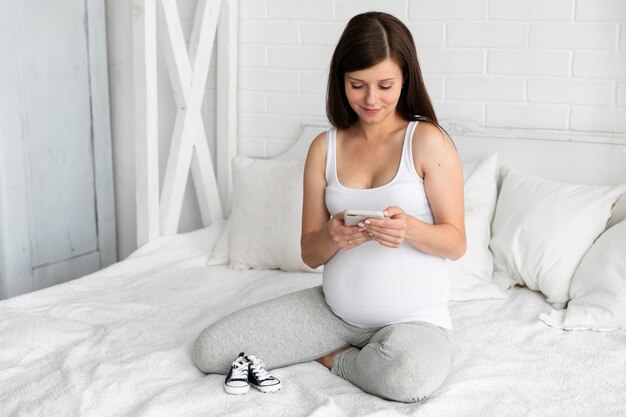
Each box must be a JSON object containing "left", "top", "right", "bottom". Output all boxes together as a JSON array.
[
  {"left": 399, "top": 120, "right": 421, "bottom": 181},
  {"left": 325, "top": 128, "right": 337, "bottom": 186}
]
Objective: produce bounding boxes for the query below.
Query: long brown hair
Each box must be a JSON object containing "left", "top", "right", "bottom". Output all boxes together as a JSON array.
[{"left": 326, "top": 12, "right": 438, "bottom": 129}]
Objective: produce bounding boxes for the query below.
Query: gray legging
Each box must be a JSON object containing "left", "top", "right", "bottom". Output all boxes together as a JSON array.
[{"left": 192, "top": 286, "right": 451, "bottom": 403}]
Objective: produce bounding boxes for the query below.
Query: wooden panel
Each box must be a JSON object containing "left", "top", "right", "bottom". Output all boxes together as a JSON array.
[
  {"left": 33, "top": 251, "right": 101, "bottom": 291},
  {"left": 453, "top": 135, "right": 626, "bottom": 185},
  {"left": 0, "top": 0, "right": 35, "bottom": 299},
  {"left": 0, "top": 0, "right": 117, "bottom": 299},
  {"left": 87, "top": 0, "right": 117, "bottom": 268},
  {"left": 217, "top": 0, "right": 238, "bottom": 214},
  {"left": 133, "top": 0, "right": 160, "bottom": 247},
  {"left": 17, "top": 0, "right": 98, "bottom": 267}
]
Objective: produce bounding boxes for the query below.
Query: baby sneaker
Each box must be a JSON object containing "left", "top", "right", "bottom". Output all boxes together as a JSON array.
[
  {"left": 224, "top": 352, "right": 250, "bottom": 395},
  {"left": 246, "top": 355, "right": 282, "bottom": 393}
]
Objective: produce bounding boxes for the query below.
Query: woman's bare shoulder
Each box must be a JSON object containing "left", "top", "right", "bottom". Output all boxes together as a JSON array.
[
  {"left": 304, "top": 131, "right": 328, "bottom": 176},
  {"left": 307, "top": 131, "right": 327, "bottom": 158},
  {"left": 411, "top": 121, "right": 460, "bottom": 176},
  {"left": 412, "top": 121, "right": 454, "bottom": 152}
]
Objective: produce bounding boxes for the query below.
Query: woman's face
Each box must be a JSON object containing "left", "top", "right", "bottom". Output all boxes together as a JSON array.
[{"left": 344, "top": 58, "right": 404, "bottom": 125}]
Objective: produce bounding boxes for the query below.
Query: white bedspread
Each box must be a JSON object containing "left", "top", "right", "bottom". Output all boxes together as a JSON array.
[{"left": 1, "top": 221, "right": 625, "bottom": 417}]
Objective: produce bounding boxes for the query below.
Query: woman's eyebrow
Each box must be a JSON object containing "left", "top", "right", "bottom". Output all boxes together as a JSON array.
[{"left": 346, "top": 76, "right": 397, "bottom": 82}]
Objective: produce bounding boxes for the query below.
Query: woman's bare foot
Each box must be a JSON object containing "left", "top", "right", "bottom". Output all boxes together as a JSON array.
[{"left": 315, "top": 345, "right": 353, "bottom": 370}]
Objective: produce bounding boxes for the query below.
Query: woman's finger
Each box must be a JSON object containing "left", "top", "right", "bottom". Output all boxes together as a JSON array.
[
  {"left": 342, "top": 231, "right": 371, "bottom": 249},
  {"left": 363, "top": 224, "right": 404, "bottom": 239},
  {"left": 367, "top": 229, "right": 403, "bottom": 247}
]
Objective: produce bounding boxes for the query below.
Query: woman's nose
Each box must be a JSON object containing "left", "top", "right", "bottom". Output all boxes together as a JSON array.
[{"left": 365, "top": 88, "right": 377, "bottom": 105}]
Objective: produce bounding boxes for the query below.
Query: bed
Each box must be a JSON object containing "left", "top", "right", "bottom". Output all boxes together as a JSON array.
[{"left": 2, "top": 122, "right": 626, "bottom": 417}]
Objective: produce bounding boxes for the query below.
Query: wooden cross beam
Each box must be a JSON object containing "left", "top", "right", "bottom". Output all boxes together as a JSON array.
[
  {"left": 157, "top": 0, "right": 223, "bottom": 235},
  {"left": 133, "top": 0, "right": 237, "bottom": 246},
  {"left": 133, "top": 0, "right": 160, "bottom": 246}
]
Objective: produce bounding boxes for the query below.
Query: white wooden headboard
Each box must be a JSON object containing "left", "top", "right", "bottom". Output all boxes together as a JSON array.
[
  {"left": 277, "top": 121, "right": 626, "bottom": 227},
  {"left": 133, "top": 0, "right": 237, "bottom": 246}
]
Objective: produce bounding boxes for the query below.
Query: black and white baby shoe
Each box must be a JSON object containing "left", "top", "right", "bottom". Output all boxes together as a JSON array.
[
  {"left": 224, "top": 352, "right": 250, "bottom": 395},
  {"left": 245, "top": 355, "right": 282, "bottom": 393}
]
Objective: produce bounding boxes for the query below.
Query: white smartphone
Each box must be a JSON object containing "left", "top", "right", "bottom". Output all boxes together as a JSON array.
[{"left": 343, "top": 209, "right": 387, "bottom": 226}]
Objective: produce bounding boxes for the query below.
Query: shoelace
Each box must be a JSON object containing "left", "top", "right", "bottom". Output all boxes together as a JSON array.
[
  {"left": 230, "top": 360, "right": 248, "bottom": 380},
  {"left": 247, "top": 356, "right": 272, "bottom": 381}
]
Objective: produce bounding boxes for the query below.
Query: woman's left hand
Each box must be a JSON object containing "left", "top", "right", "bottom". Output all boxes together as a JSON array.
[{"left": 359, "top": 206, "right": 408, "bottom": 248}]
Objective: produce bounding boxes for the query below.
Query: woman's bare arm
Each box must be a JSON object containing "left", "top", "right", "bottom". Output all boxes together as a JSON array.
[{"left": 300, "top": 132, "right": 370, "bottom": 268}]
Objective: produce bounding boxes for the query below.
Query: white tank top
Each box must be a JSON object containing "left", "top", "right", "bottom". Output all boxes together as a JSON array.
[{"left": 323, "top": 121, "right": 452, "bottom": 330}]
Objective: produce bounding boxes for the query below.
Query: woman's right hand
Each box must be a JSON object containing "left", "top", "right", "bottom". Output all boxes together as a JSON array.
[{"left": 328, "top": 212, "right": 371, "bottom": 250}]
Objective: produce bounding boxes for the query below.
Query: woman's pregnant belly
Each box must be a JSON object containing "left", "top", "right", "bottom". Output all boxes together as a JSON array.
[{"left": 323, "top": 240, "right": 450, "bottom": 329}]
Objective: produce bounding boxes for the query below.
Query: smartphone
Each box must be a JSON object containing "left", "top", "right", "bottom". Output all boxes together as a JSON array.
[{"left": 343, "top": 209, "right": 387, "bottom": 226}]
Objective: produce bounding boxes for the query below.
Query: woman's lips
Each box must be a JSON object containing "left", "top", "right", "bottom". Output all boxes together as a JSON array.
[{"left": 362, "top": 107, "right": 382, "bottom": 115}]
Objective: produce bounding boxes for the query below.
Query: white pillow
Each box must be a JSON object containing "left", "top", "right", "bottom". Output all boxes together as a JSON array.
[
  {"left": 490, "top": 168, "right": 626, "bottom": 308},
  {"left": 448, "top": 154, "right": 506, "bottom": 301},
  {"left": 540, "top": 219, "right": 626, "bottom": 331},
  {"left": 216, "top": 155, "right": 319, "bottom": 273},
  {"left": 206, "top": 221, "right": 229, "bottom": 266}
]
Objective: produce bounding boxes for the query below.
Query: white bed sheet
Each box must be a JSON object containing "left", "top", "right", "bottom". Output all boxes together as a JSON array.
[{"left": 1, "top": 221, "right": 625, "bottom": 417}]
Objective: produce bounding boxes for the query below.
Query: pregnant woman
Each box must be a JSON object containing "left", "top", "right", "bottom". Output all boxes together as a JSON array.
[{"left": 192, "top": 11, "right": 466, "bottom": 403}]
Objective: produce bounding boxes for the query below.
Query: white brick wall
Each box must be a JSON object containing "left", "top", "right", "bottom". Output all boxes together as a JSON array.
[
  {"left": 446, "top": 22, "right": 528, "bottom": 48},
  {"left": 408, "top": 0, "right": 487, "bottom": 20},
  {"left": 618, "top": 82, "right": 626, "bottom": 106},
  {"left": 488, "top": 0, "right": 574, "bottom": 21},
  {"left": 576, "top": 0, "right": 626, "bottom": 22},
  {"left": 485, "top": 103, "right": 569, "bottom": 129},
  {"left": 527, "top": 78, "right": 613, "bottom": 106},
  {"left": 573, "top": 52, "right": 626, "bottom": 78},
  {"left": 267, "top": 0, "right": 334, "bottom": 20},
  {"left": 237, "top": 0, "right": 626, "bottom": 156},
  {"left": 446, "top": 76, "right": 524, "bottom": 101},
  {"left": 529, "top": 23, "right": 618, "bottom": 49}
]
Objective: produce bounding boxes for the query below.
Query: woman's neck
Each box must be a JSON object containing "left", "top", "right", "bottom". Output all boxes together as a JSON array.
[{"left": 354, "top": 113, "right": 407, "bottom": 142}]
